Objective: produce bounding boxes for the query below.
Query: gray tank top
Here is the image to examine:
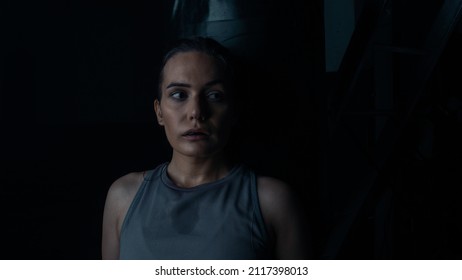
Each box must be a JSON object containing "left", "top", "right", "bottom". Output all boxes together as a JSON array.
[{"left": 119, "top": 163, "right": 271, "bottom": 259}]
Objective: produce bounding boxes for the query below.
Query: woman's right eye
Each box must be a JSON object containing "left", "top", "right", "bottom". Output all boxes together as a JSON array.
[{"left": 169, "top": 91, "right": 187, "bottom": 100}]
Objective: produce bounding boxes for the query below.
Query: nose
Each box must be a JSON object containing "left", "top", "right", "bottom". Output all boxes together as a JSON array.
[{"left": 189, "top": 95, "right": 209, "bottom": 121}]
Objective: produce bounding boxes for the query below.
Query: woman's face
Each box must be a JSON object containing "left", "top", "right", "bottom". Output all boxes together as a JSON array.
[{"left": 154, "top": 51, "right": 235, "bottom": 159}]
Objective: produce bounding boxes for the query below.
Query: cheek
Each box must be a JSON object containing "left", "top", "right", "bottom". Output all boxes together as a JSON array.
[
  {"left": 161, "top": 104, "right": 182, "bottom": 122},
  {"left": 163, "top": 117, "right": 177, "bottom": 133},
  {"left": 162, "top": 121, "right": 178, "bottom": 147},
  {"left": 160, "top": 110, "right": 179, "bottom": 135}
]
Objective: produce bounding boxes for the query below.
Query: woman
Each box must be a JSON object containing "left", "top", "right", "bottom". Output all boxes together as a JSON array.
[{"left": 102, "top": 37, "right": 310, "bottom": 259}]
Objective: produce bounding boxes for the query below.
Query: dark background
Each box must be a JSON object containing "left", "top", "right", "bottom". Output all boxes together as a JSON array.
[{"left": 1, "top": 0, "right": 461, "bottom": 259}]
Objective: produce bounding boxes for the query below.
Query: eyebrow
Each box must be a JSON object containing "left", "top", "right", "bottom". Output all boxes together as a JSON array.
[
  {"left": 165, "top": 79, "right": 225, "bottom": 89},
  {"left": 166, "top": 82, "right": 190, "bottom": 89}
]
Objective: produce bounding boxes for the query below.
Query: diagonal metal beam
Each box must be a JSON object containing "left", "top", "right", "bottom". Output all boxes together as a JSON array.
[
  {"left": 321, "top": 0, "right": 462, "bottom": 259},
  {"left": 328, "top": 0, "right": 391, "bottom": 136}
]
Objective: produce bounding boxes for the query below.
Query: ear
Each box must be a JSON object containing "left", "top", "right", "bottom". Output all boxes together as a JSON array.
[{"left": 154, "top": 99, "right": 164, "bottom": 126}]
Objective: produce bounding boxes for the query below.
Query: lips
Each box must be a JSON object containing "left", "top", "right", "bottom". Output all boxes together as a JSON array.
[
  {"left": 182, "top": 129, "right": 209, "bottom": 136},
  {"left": 182, "top": 129, "right": 210, "bottom": 140}
]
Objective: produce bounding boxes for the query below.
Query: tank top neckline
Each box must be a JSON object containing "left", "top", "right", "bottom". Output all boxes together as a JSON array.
[{"left": 159, "top": 162, "right": 242, "bottom": 192}]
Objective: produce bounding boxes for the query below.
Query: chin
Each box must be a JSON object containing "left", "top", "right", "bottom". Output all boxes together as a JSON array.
[{"left": 178, "top": 145, "right": 224, "bottom": 159}]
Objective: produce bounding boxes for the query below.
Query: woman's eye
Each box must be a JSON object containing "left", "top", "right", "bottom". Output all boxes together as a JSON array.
[
  {"left": 207, "top": 91, "right": 225, "bottom": 102},
  {"left": 169, "top": 91, "right": 187, "bottom": 100}
]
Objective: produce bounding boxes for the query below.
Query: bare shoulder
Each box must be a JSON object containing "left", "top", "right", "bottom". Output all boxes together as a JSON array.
[
  {"left": 257, "top": 177, "right": 295, "bottom": 216},
  {"left": 104, "top": 171, "right": 146, "bottom": 231},
  {"left": 257, "top": 176, "right": 292, "bottom": 199},
  {"left": 102, "top": 171, "right": 145, "bottom": 259},
  {"left": 257, "top": 176, "right": 311, "bottom": 259},
  {"left": 257, "top": 176, "right": 296, "bottom": 230},
  {"left": 107, "top": 172, "right": 145, "bottom": 203}
]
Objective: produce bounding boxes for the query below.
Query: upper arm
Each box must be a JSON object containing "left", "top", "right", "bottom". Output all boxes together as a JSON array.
[
  {"left": 102, "top": 182, "right": 123, "bottom": 260},
  {"left": 101, "top": 172, "right": 144, "bottom": 260},
  {"left": 257, "top": 177, "right": 312, "bottom": 259}
]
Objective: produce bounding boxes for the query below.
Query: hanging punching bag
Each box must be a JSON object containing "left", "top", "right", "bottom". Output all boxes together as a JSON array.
[{"left": 167, "top": 0, "right": 268, "bottom": 59}]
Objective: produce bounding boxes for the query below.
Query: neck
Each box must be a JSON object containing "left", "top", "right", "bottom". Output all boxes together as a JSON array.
[{"left": 167, "top": 152, "right": 231, "bottom": 188}]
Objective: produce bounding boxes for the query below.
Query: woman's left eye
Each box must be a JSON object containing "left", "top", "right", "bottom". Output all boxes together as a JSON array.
[{"left": 206, "top": 91, "right": 225, "bottom": 102}]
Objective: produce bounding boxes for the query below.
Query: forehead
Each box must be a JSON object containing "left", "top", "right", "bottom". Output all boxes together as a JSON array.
[{"left": 161, "top": 51, "right": 225, "bottom": 84}]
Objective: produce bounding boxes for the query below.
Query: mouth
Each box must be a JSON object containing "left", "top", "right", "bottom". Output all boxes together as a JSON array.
[{"left": 182, "top": 129, "right": 210, "bottom": 140}]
